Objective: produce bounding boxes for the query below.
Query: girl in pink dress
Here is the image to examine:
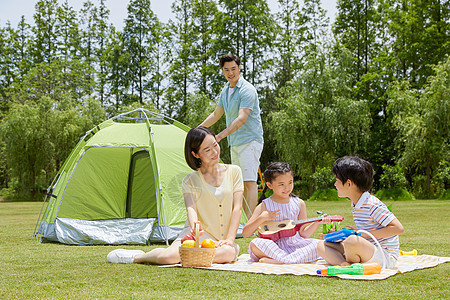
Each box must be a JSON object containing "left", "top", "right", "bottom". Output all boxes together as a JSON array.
[{"left": 242, "top": 162, "right": 330, "bottom": 264}]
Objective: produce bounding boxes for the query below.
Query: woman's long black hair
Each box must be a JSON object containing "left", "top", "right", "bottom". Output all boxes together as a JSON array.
[{"left": 184, "top": 126, "right": 215, "bottom": 170}]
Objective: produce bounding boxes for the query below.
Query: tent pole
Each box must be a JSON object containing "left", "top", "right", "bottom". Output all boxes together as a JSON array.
[
  {"left": 145, "top": 117, "right": 170, "bottom": 246},
  {"left": 32, "top": 191, "right": 50, "bottom": 242}
]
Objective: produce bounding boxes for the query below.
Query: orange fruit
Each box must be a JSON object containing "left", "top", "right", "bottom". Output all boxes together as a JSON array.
[
  {"left": 201, "top": 239, "right": 215, "bottom": 248},
  {"left": 181, "top": 240, "right": 195, "bottom": 247}
]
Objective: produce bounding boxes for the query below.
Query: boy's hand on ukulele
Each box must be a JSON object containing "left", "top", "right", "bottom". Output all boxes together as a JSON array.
[
  {"left": 345, "top": 224, "right": 368, "bottom": 238},
  {"left": 345, "top": 225, "right": 356, "bottom": 231},
  {"left": 260, "top": 210, "right": 281, "bottom": 222}
]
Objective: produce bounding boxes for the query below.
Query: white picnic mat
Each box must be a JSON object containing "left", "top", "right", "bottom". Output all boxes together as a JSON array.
[{"left": 161, "top": 254, "right": 450, "bottom": 280}]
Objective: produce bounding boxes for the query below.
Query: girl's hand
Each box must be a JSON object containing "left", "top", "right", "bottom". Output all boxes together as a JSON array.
[
  {"left": 260, "top": 210, "right": 281, "bottom": 222},
  {"left": 216, "top": 239, "right": 233, "bottom": 247},
  {"left": 319, "top": 215, "right": 332, "bottom": 224}
]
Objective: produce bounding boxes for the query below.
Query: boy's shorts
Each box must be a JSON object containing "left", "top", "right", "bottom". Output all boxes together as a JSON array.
[
  {"left": 366, "top": 245, "right": 397, "bottom": 269},
  {"left": 175, "top": 226, "right": 240, "bottom": 262},
  {"left": 230, "top": 141, "right": 263, "bottom": 182}
]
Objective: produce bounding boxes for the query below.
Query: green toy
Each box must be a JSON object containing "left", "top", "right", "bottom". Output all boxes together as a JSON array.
[{"left": 317, "top": 211, "right": 339, "bottom": 234}]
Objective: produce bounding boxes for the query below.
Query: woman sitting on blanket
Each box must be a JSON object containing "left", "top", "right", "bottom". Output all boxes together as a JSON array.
[
  {"left": 242, "top": 162, "right": 331, "bottom": 264},
  {"left": 107, "top": 126, "right": 243, "bottom": 264}
]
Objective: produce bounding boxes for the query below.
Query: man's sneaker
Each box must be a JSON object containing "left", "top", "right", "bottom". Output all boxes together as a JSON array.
[{"left": 106, "top": 249, "right": 145, "bottom": 264}]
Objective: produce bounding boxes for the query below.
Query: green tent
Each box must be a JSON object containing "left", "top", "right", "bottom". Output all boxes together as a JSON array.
[{"left": 34, "top": 109, "right": 247, "bottom": 245}]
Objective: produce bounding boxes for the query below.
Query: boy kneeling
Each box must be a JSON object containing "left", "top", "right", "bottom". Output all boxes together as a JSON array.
[{"left": 317, "top": 156, "right": 404, "bottom": 269}]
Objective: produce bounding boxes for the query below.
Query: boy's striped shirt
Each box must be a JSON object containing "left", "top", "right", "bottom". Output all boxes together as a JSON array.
[{"left": 352, "top": 192, "right": 400, "bottom": 260}]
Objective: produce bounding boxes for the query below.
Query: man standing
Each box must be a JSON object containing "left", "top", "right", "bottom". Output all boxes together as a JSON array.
[{"left": 200, "top": 54, "right": 263, "bottom": 218}]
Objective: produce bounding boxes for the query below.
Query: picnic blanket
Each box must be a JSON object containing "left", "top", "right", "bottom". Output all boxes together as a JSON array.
[{"left": 161, "top": 254, "right": 450, "bottom": 280}]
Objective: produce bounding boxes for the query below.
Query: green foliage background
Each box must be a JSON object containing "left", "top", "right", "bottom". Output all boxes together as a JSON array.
[{"left": 0, "top": 0, "right": 448, "bottom": 200}]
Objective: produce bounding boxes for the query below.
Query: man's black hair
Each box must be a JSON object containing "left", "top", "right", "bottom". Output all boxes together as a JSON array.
[{"left": 220, "top": 54, "right": 241, "bottom": 68}]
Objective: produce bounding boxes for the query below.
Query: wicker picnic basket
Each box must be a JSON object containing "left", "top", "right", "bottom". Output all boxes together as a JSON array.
[{"left": 179, "top": 222, "right": 216, "bottom": 267}]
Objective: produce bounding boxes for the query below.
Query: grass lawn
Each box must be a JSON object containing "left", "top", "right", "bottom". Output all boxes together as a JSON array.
[{"left": 1, "top": 200, "right": 449, "bottom": 299}]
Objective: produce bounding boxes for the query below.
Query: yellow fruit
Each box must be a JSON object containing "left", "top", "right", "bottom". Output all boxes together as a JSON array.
[
  {"left": 181, "top": 240, "right": 195, "bottom": 247},
  {"left": 201, "top": 239, "right": 215, "bottom": 248}
]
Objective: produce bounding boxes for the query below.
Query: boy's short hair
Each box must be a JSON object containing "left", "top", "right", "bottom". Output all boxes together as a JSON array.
[
  {"left": 220, "top": 54, "right": 241, "bottom": 68},
  {"left": 332, "top": 156, "right": 374, "bottom": 192}
]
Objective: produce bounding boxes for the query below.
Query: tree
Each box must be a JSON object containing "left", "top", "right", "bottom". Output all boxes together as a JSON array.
[
  {"left": 145, "top": 16, "right": 166, "bottom": 110},
  {"left": 272, "top": 0, "right": 302, "bottom": 89},
  {"left": 0, "top": 108, "right": 7, "bottom": 189},
  {"left": 302, "top": 0, "right": 330, "bottom": 57},
  {"left": 8, "top": 58, "right": 95, "bottom": 104},
  {"left": 190, "top": 0, "right": 221, "bottom": 98},
  {"left": 268, "top": 46, "right": 371, "bottom": 197},
  {"left": 0, "top": 23, "right": 16, "bottom": 105},
  {"left": 333, "top": 0, "right": 395, "bottom": 186},
  {"left": 166, "top": 0, "right": 195, "bottom": 120},
  {"left": 31, "top": 0, "right": 59, "bottom": 64},
  {"left": 381, "top": 0, "right": 449, "bottom": 87},
  {"left": 94, "top": 0, "right": 113, "bottom": 106},
  {"left": 218, "top": 0, "right": 276, "bottom": 87},
  {"left": 387, "top": 58, "right": 450, "bottom": 197},
  {"left": 79, "top": 0, "right": 98, "bottom": 98},
  {"left": 0, "top": 17, "right": 33, "bottom": 108},
  {"left": 13, "top": 17, "right": 32, "bottom": 83},
  {"left": 80, "top": 0, "right": 115, "bottom": 105},
  {"left": 122, "top": 0, "right": 160, "bottom": 105},
  {"left": 0, "top": 95, "right": 105, "bottom": 200},
  {"left": 0, "top": 25, "right": 8, "bottom": 103},
  {"left": 334, "top": 0, "right": 377, "bottom": 85},
  {"left": 261, "top": 0, "right": 330, "bottom": 172},
  {"left": 55, "top": 0, "right": 80, "bottom": 61},
  {"left": 105, "top": 29, "right": 128, "bottom": 110},
  {"left": 56, "top": 1, "right": 94, "bottom": 98}
]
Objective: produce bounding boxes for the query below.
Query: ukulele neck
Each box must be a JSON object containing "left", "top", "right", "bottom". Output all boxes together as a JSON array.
[{"left": 292, "top": 216, "right": 322, "bottom": 225}]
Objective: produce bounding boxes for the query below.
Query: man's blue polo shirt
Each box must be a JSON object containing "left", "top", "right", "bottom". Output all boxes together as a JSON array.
[{"left": 217, "top": 76, "right": 264, "bottom": 147}]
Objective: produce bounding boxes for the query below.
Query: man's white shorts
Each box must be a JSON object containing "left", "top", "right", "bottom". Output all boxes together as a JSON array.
[{"left": 230, "top": 140, "right": 263, "bottom": 182}]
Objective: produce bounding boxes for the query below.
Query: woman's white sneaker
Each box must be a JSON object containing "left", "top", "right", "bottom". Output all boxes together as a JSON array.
[{"left": 107, "top": 249, "right": 145, "bottom": 264}]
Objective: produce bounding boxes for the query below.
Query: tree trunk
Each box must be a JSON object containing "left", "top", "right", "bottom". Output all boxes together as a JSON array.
[{"left": 310, "top": 162, "right": 316, "bottom": 196}]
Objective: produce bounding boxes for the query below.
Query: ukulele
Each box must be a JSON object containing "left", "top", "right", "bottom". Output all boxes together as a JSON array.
[{"left": 258, "top": 215, "right": 344, "bottom": 241}]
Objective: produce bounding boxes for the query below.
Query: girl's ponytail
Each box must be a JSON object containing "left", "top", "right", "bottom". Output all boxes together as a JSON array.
[{"left": 258, "top": 185, "right": 269, "bottom": 205}]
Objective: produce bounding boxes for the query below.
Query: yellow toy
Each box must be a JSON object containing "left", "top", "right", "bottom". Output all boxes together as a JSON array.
[{"left": 399, "top": 249, "right": 417, "bottom": 255}]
